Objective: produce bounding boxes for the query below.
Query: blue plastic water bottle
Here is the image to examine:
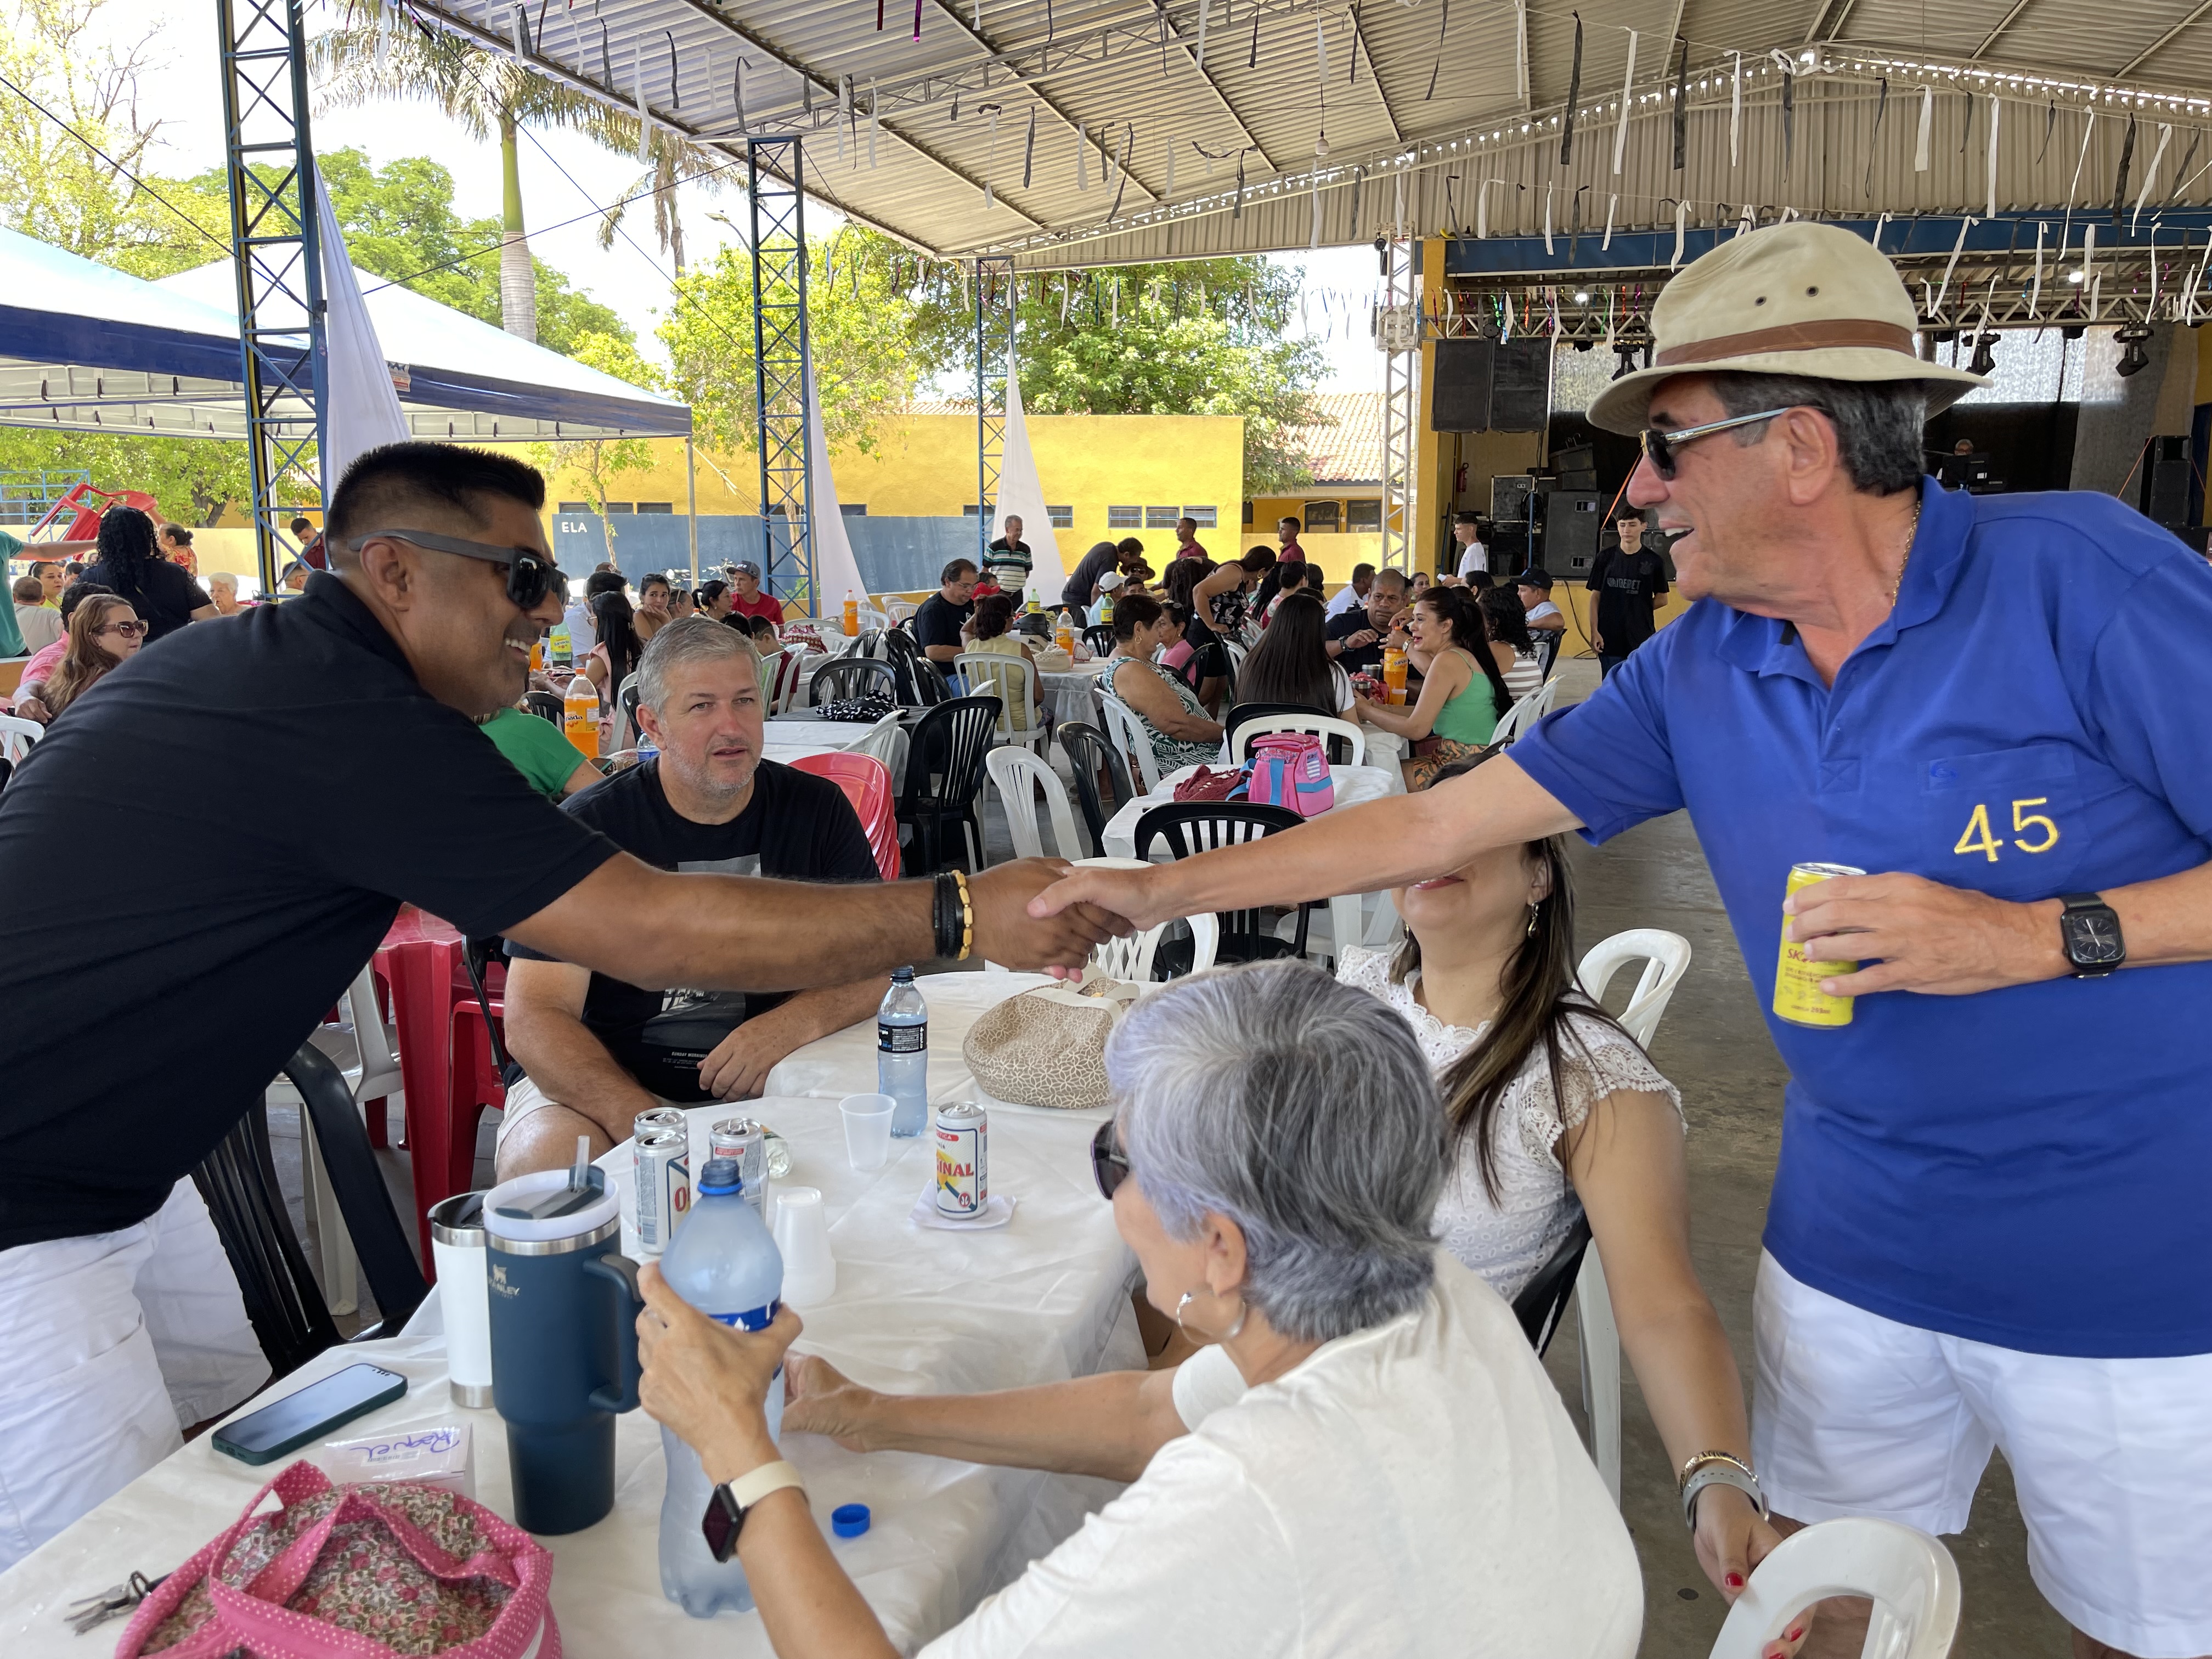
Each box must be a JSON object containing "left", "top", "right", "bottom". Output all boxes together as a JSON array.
[
  {"left": 878, "top": 968, "right": 929, "bottom": 1137},
  {"left": 656, "top": 1158, "right": 785, "bottom": 1617}
]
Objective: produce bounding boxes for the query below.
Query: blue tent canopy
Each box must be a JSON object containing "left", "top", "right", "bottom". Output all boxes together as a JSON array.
[{"left": 0, "top": 227, "right": 689, "bottom": 443}]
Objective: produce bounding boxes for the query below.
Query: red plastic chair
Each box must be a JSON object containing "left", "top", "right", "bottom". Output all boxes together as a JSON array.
[{"left": 789, "top": 752, "right": 901, "bottom": 879}]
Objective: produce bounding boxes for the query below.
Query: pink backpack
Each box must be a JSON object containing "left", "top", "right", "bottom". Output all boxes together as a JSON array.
[
  {"left": 1244, "top": 732, "right": 1335, "bottom": 817},
  {"left": 116, "top": 1459, "right": 558, "bottom": 1659}
]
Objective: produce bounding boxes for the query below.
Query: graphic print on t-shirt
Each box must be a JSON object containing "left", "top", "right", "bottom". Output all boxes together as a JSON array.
[{"left": 632, "top": 853, "right": 760, "bottom": 1089}]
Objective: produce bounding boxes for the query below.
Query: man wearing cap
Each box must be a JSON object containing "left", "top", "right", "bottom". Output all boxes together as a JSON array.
[
  {"left": 1037, "top": 220, "right": 2212, "bottom": 1655},
  {"left": 1514, "top": 568, "right": 1564, "bottom": 635},
  {"left": 725, "top": 561, "right": 784, "bottom": 629}
]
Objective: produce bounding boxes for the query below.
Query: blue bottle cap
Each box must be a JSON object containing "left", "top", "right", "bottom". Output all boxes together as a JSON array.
[
  {"left": 831, "top": 1503, "right": 871, "bottom": 1538},
  {"left": 696, "top": 1156, "right": 742, "bottom": 1196}
]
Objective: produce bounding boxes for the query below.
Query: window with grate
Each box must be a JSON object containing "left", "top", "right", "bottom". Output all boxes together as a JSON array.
[
  {"left": 1108, "top": 505, "right": 1142, "bottom": 528},
  {"left": 1347, "top": 499, "right": 1382, "bottom": 532},
  {"left": 1144, "top": 505, "right": 1181, "bottom": 528},
  {"left": 1182, "top": 505, "right": 1217, "bottom": 527},
  {"left": 603, "top": 503, "right": 635, "bottom": 514},
  {"left": 557, "top": 501, "right": 594, "bottom": 514},
  {"left": 635, "top": 502, "right": 674, "bottom": 514},
  {"left": 1304, "top": 501, "right": 1342, "bottom": 532},
  {"left": 1047, "top": 505, "right": 1074, "bottom": 527},
  {"left": 841, "top": 504, "right": 867, "bottom": 516}
]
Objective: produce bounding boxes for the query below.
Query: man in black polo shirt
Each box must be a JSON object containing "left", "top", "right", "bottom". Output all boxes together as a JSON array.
[
  {"left": 1324, "top": 566, "right": 1409, "bottom": 675},
  {"left": 0, "top": 442, "right": 1112, "bottom": 1566},
  {"left": 1587, "top": 512, "right": 1670, "bottom": 677},
  {"left": 498, "top": 619, "right": 883, "bottom": 1177},
  {"left": 912, "top": 557, "right": 979, "bottom": 664}
]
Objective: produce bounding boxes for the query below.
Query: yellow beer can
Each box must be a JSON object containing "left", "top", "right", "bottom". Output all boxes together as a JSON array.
[{"left": 1773, "top": 861, "right": 1865, "bottom": 1028}]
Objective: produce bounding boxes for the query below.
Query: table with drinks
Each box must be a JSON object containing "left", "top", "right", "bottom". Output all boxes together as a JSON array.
[{"left": 0, "top": 972, "right": 1141, "bottom": 1657}]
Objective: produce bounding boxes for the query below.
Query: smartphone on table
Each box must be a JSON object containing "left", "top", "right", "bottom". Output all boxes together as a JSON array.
[{"left": 211, "top": 1363, "right": 409, "bottom": 1465}]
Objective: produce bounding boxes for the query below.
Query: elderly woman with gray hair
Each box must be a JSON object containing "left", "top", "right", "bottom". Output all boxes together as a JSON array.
[{"left": 635, "top": 961, "right": 1642, "bottom": 1658}]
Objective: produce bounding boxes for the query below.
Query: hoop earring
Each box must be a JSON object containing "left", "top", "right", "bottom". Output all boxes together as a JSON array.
[{"left": 1173, "top": 1290, "right": 1249, "bottom": 1341}]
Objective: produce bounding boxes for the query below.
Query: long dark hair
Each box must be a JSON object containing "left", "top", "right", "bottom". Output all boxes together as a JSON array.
[
  {"left": 1420, "top": 587, "right": 1511, "bottom": 719},
  {"left": 1477, "top": 585, "right": 1533, "bottom": 653},
  {"left": 972, "top": 592, "right": 1017, "bottom": 639},
  {"left": 92, "top": 505, "right": 160, "bottom": 603},
  {"left": 1391, "top": 751, "right": 1645, "bottom": 1200},
  {"left": 590, "top": 590, "right": 638, "bottom": 690},
  {"left": 44, "top": 595, "right": 136, "bottom": 718},
  {"left": 1234, "top": 593, "right": 1336, "bottom": 714},
  {"left": 1161, "top": 555, "right": 1212, "bottom": 611}
]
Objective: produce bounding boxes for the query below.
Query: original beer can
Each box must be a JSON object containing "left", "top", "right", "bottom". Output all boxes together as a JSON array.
[
  {"left": 710, "top": 1116, "right": 769, "bottom": 1220},
  {"left": 634, "top": 1105, "right": 688, "bottom": 1139},
  {"left": 1773, "top": 862, "right": 1865, "bottom": 1028},
  {"left": 933, "top": 1102, "right": 988, "bottom": 1218},
  {"left": 634, "top": 1126, "right": 691, "bottom": 1255}
]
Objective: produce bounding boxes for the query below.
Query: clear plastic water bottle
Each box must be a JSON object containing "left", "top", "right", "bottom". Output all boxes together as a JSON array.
[
  {"left": 878, "top": 968, "right": 929, "bottom": 1137},
  {"left": 656, "top": 1158, "right": 785, "bottom": 1617}
]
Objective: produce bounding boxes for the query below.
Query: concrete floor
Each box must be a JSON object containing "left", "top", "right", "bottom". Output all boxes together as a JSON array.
[
  {"left": 1537, "top": 657, "right": 2072, "bottom": 1658},
  {"left": 269, "top": 658, "right": 2073, "bottom": 1655}
]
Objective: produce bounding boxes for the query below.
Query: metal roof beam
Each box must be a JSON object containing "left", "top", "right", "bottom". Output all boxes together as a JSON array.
[
  {"left": 1803, "top": 0, "right": 1853, "bottom": 47},
  {"left": 1348, "top": 5, "right": 1404, "bottom": 148},
  {"left": 1970, "top": 0, "right": 2036, "bottom": 60},
  {"left": 2117, "top": 0, "right": 2212, "bottom": 78}
]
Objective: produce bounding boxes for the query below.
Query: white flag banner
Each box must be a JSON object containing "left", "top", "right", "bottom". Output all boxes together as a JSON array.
[
  {"left": 802, "top": 347, "right": 870, "bottom": 616},
  {"left": 313, "top": 164, "right": 410, "bottom": 490},
  {"left": 991, "top": 348, "right": 1066, "bottom": 591}
]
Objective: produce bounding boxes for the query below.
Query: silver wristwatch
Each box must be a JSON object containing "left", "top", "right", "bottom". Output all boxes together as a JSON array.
[{"left": 1680, "top": 1460, "right": 1768, "bottom": 1532}]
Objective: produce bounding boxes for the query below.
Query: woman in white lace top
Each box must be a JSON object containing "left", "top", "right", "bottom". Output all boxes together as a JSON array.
[{"left": 1338, "top": 752, "right": 1779, "bottom": 1608}]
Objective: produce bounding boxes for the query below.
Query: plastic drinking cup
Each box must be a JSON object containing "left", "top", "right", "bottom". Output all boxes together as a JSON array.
[
  {"left": 772, "top": 1187, "right": 837, "bottom": 1306},
  {"left": 839, "top": 1093, "right": 897, "bottom": 1171}
]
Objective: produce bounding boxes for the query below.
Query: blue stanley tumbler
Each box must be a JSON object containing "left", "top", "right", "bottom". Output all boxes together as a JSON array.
[{"left": 484, "top": 1167, "right": 645, "bottom": 1535}]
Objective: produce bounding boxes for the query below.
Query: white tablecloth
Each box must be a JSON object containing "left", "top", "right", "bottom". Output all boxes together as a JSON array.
[
  {"left": 0, "top": 977, "right": 1139, "bottom": 1658},
  {"left": 761, "top": 710, "right": 909, "bottom": 791},
  {"left": 1036, "top": 661, "right": 1107, "bottom": 731}
]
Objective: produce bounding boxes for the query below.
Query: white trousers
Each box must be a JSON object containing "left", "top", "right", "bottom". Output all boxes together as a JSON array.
[{"left": 0, "top": 1182, "right": 267, "bottom": 1570}]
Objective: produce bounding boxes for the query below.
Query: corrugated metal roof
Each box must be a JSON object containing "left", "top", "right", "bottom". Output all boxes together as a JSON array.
[{"left": 397, "top": 0, "right": 2212, "bottom": 263}]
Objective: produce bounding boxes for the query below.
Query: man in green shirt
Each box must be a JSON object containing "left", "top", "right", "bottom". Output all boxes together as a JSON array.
[{"left": 479, "top": 705, "right": 599, "bottom": 799}]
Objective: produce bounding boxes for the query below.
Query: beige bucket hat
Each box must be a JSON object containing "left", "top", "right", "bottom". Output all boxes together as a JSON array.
[{"left": 1586, "top": 221, "right": 1985, "bottom": 435}]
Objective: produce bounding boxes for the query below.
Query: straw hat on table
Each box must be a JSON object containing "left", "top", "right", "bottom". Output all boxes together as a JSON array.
[{"left": 1587, "top": 222, "right": 1986, "bottom": 436}]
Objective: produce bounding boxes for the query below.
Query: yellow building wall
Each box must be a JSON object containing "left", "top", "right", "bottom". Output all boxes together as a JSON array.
[{"left": 531, "top": 413, "right": 1244, "bottom": 575}]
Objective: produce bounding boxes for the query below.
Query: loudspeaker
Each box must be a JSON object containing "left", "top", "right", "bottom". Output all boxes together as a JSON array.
[
  {"left": 1431, "top": 338, "right": 1551, "bottom": 432},
  {"left": 2142, "top": 435, "right": 2191, "bottom": 529},
  {"left": 1542, "top": 490, "right": 1604, "bottom": 573}
]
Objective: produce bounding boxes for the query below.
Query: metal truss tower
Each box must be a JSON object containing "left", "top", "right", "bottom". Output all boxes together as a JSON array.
[
  {"left": 217, "top": 0, "right": 327, "bottom": 595},
  {"left": 974, "top": 256, "right": 1015, "bottom": 574},
  {"left": 748, "top": 136, "right": 815, "bottom": 615},
  {"left": 1376, "top": 232, "right": 1422, "bottom": 575}
]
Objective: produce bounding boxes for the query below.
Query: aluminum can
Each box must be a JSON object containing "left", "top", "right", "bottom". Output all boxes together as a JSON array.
[
  {"left": 634, "top": 1105, "right": 688, "bottom": 1139},
  {"left": 709, "top": 1116, "right": 769, "bottom": 1219},
  {"left": 933, "top": 1102, "right": 988, "bottom": 1218},
  {"left": 1773, "top": 862, "right": 1865, "bottom": 1028},
  {"left": 634, "top": 1127, "right": 691, "bottom": 1254}
]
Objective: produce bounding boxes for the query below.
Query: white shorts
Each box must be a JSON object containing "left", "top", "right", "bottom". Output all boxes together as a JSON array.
[
  {"left": 494, "top": 1075, "right": 685, "bottom": 1150},
  {"left": 0, "top": 1182, "right": 267, "bottom": 1570},
  {"left": 1753, "top": 1251, "right": 2212, "bottom": 1657}
]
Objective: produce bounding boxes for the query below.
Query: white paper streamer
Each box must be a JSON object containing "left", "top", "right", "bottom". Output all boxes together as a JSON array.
[
  {"left": 1872, "top": 210, "right": 1891, "bottom": 251},
  {"left": 2186, "top": 235, "right": 2212, "bottom": 323},
  {"left": 1730, "top": 53, "right": 1741, "bottom": 166},
  {"left": 1165, "top": 136, "right": 1175, "bottom": 196},
  {"left": 2029, "top": 221, "right": 2045, "bottom": 317},
  {"left": 1515, "top": 1, "right": 1531, "bottom": 105},
  {"left": 1475, "top": 177, "right": 1492, "bottom": 239},
  {"left": 1613, "top": 31, "right": 1638, "bottom": 176},
  {"left": 1544, "top": 183, "right": 1554, "bottom": 255},
  {"left": 1311, "top": 175, "right": 1322, "bottom": 247},
  {"left": 1985, "top": 94, "right": 2000, "bottom": 218},
  {"left": 1736, "top": 202, "right": 1754, "bottom": 237},
  {"left": 1915, "top": 86, "right": 1932, "bottom": 172},
  {"left": 868, "top": 80, "right": 879, "bottom": 167},
  {"left": 2133, "top": 122, "right": 2174, "bottom": 233},
  {"left": 1672, "top": 200, "right": 1689, "bottom": 267},
  {"left": 1933, "top": 216, "right": 1976, "bottom": 315},
  {"left": 1197, "top": 0, "right": 1209, "bottom": 65},
  {"left": 510, "top": 5, "right": 527, "bottom": 60},
  {"left": 733, "top": 58, "right": 747, "bottom": 130},
  {"left": 2083, "top": 222, "right": 2096, "bottom": 286},
  {"left": 1603, "top": 193, "right": 1617, "bottom": 249},
  {"left": 634, "top": 44, "right": 650, "bottom": 162},
  {"left": 1077, "top": 125, "right": 1088, "bottom": 190},
  {"left": 2089, "top": 269, "right": 2102, "bottom": 321},
  {"left": 374, "top": 0, "right": 388, "bottom": 73},
  {"left": 2148, "top": 227, "right": 2162, "bottom": 312},
  {"left": 983, "top": 105, "right": 1000, "bottom": 208},
  {"left": 2069, "top": 109, "right": 2095, "bottom": 207},
  {"left": 838, "top": 75, "right": 851, "bottom": 162}
]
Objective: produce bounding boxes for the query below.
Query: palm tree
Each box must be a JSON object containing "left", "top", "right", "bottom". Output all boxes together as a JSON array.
[
  {"left": 312, "top": 3, "right": 633, "bottom": 341},
  {"left": 595, "top": 128, "right": 727, "bottom": 277}
]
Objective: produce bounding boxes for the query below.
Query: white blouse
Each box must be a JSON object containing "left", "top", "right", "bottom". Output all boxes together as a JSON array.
[{"left": 1338, "top": 946, "right": 1684, "bottom": 1303}]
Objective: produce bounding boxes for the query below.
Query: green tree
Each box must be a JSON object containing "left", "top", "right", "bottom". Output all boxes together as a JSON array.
[
  {"left": 912, "top": 257, "right": 1323, "bottom": 494},
  {"left": 527, "top": 331, "right": 660, "bottom": 527},
  {"left": 0, "top": 428, "right": 256, "bottom": 527},
  {"left": 661, "top": 224, "right": 924, "bottom": 459},
  {"left": 313, "top": 2, "right": 635, "bottom": 343}
]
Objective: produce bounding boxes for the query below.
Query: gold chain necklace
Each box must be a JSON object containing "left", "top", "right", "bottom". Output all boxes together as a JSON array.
[{"left": 1887, "top": 497, "right": 1923, "bottom": 608}]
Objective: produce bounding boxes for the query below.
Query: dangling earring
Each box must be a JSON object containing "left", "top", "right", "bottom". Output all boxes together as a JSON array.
[{"left": 1525, "top": 900, "right": 1541, "bottom": 938}]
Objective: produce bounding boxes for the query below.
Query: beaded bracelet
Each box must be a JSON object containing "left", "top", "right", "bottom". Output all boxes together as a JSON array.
[{"left": 950, "top": 869, "right": 974, "bottom": 961}]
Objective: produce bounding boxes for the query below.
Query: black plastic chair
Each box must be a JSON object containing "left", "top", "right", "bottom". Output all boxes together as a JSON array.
[
  {"left": 1176, "top": 638, "right": 1235, "bottom": 708},
  {"left": 1510, "top": 1214, "right": 1593, "bottom": 1355},
  {"left": 882, "top": 625, "right": 949, "bottom": 707},
  {"left": 1534, "top": 631, "right": 1562, "bottom": 680},
  {"left": 1133, "top": 801, "right": 1313, "bottom": 970},
  {"left": 523, "top": 689, "right": 566, "bottom": 723},
  {"left": 810, "top": 656, "right": 899, "bottom": 707},
  {"left": 194, "top": 1043, "right": 431, "bottom": 1378},
  {"left": 896, "top": 695, "right": 1002, "bottom": 873},
  {"left": 1081, "top": 623, "right": 1117, "bottom": 657},
  {"left": 1055, "top": 720, "right": 1130, "bottom": 857},
  {"left": 1223, "top": 701, "right": 1358, "bottom": 765},
  {"left": 618, "top": 682, "right": 641, "bottom": 743}
]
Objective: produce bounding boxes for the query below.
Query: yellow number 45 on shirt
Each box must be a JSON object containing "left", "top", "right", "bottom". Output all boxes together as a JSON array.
[{"left": 1955, "top": 798, "right": 2061, "bottom": 862}]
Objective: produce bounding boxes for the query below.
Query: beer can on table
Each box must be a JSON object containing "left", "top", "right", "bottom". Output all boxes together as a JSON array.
[
  {"left": 634, "top": 1126, "right": 691, "bottom": 1255},
  {"left": 1773, "top": 862, "right": 1865, "bottom": 1028},
  {"left": 933, "top": 1102, "right": 989, "bottom": 1218},
  {"left": 710, "top": 1116, "right": 769, "bottom": 1219}
]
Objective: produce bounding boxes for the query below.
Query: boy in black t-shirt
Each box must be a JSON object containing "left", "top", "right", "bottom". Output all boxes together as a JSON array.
[
  {"left": 1587, "top": 515, "right": 1671, "bottom": 678},
  {"left": 499, "top": 618, "right": 887, "bottom": 1176}
]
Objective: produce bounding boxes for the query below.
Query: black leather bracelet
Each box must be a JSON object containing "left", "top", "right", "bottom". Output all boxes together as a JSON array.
[{"left": 932, "top": 871, "right": 960, "bottom": 960}]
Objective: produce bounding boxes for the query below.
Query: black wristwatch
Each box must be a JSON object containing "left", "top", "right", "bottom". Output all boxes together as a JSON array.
[{"left": 2058, "top": 893, "right": 2126, "bottom": 978}]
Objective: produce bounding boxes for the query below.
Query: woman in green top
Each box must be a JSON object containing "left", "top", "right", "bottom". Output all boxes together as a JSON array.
[
  {"left": 1357, "top": 587, "right": 1513, "bottom": 791},
  {"left": 478, "top": 704, "right": 601, "bottom": 800}
]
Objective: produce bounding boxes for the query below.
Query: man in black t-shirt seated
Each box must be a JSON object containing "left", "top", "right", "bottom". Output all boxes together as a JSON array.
[
  {"left": 495, "top": 617, "right": 887, "bottom": 1178},
  {"left": 912, "top": 558, "right": 979, "bottom": 664},
  {"left": 1323, "top": 566, "right": 1409, "bottom": 674}
]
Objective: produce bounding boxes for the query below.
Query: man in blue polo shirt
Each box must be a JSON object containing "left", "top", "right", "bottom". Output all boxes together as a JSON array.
[{"left": 1039, "top": 223, "right": 2212, "bottom": 1658}]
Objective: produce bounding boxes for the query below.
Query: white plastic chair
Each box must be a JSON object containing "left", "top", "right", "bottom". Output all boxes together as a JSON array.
[
  {"left": 0, "top": 712, "right": 42, "bottom": 765},
  {"left": 957, "top": 651, "right": 1049, "bottom": 753},
  {"left": 1071, "top": 857, "right": 1220, "bottom": 981},
  {"left": 1489, "top": 676, "right": 1562, "bottom": 746},
  {"left": 987, "top": 746, "right": 1085, "bottom": 861},
  {"left": 1567, "top": 927, "right": 1695, "bottom": 1505},
  {"left": 1229, "top": 711, "right": 1366, "bottom": 766},
  {"left": 1708, "top": 1518, "right": 1960, "bottom": 1659},
  {"left": 1098, "top": 693, "right": 1164, "bottom": 793},
  {"left": 884, "top": 597, "right": 918, "bottom": 624}
]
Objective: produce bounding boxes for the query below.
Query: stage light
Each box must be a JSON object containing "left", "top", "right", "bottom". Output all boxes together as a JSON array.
[
  {"left": 1574, "top": 290, "right": 1590, "bottom": 303},
  {"left": 2115, "top": 323, "right": 2152, "bottom": 377},
  {"left": 2067, "top": 269, "right": 2085, "bottom": 284},
  {"left": 1968, "top": 332, "right": 1999, "bottom": 376}
]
